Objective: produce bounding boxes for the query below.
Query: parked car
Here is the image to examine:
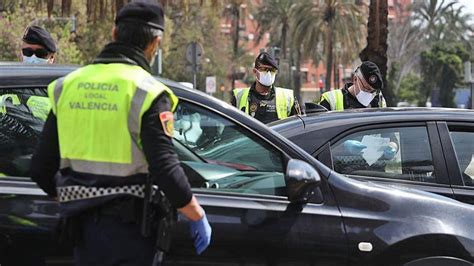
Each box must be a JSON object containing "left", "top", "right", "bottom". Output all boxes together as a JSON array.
[
  {"left": 1, "top": 63, "right": 474, "bottom": 266},
  {"left": 270, "top": 108, "right": 474, "bottom": 206}
]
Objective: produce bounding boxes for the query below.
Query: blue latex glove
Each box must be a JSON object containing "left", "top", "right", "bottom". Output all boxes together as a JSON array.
[
  {"left": 383, "top": 143, "right": 397, "bottom": 159},
  {"left": 343, "top": 140, "right": 367, "bottom": 155},
  {"left": 190, "top": 212, "right": 212, "bottom": 255}
]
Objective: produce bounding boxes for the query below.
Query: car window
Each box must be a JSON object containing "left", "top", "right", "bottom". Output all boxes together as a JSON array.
[
  {"left": 0, "top": 88, "right": 50, "bottom": 178},
  {"left": 174, "top": 101, "right": 286, "bottom": 197},
  {"left": 331, "top": 127, "right": 436, "bottom": 183},
  {"left": 449, "top": 130, "right": 474, "bottom": 186}
]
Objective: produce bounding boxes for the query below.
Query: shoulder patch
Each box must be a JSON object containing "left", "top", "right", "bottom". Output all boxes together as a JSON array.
[{"left": 159, "top": 111, "right": 174, "bottom": 138}]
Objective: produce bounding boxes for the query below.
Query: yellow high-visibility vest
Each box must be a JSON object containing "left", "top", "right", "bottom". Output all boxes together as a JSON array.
[
  {"left": 48, "top": 63, "right": 178, "bottom": 176},
  {"left": 233, "top": 87, "right": 294, "bottom": 119}
]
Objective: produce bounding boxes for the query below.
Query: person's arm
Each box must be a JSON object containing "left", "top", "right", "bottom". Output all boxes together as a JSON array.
[
  {"left": 230, "top": 93, "right": 237, "bottom": 107},
  {"left": 140, "top": 94, "right": 202, "bottom": 220},
  {"left": 30, "top": 111, "right": 59, "bottom": 198},
  {"left": 141, "top": 94, "right": 211, "bottom": 254},
  {"left": 319, "top": 98, "right": 331, "bottom": 110}
]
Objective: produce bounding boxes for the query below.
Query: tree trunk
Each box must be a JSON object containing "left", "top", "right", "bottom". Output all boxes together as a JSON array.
[
  {"left": 61, "top": 0, "right": 71, "bottom": 17},
  {"left": 281, "top": 21, "right": 288, "bottom": 60},
  {"left": 325, "top": 27, "right": 333, "bottom": 91},
  {"left": 231, "top": 4, "right": 239, "bottom": 91},
  {"left": 47, "top": 0, "right": 53, "bottom": 18},
  {"left": 293, "top": 46, "right": 302, "bottom": 101},
  {"left": 360, "top": 0, "right": 393, "bottom": 105}
]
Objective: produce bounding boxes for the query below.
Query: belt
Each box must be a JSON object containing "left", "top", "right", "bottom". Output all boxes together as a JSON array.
[{"left": 57, "top": 184, "right": 156, "bottom": 202}]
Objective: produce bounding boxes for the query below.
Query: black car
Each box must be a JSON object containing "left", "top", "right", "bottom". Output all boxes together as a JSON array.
[
  {"left": 270, "top": 108, "right": 474, "bottom": 207},
  {"left": 1, "top": 63, "right": 474, "bottom": 266}
]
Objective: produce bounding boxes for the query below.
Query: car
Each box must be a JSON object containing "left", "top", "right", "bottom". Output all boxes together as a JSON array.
[
  {"left": 270, "top": 108, "right": 474, "bottom": 206},
  {"left": 1, "top": 63, "right": 474, "bottom": 266}
]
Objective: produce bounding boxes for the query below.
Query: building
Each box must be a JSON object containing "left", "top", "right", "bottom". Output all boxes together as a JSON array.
[{"left": 222, "top": 0, "right": 412, "bottom": 103}]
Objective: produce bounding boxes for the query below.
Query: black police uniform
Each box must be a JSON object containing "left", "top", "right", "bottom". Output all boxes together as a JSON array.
[
  {"left": 31, "top": 41, "right": 191, "bottom": 266},
  {"left": 230, "top": 82, "right": 300, "bottom": 124},
  {"left": 319, "top": 83, "right": 383, "bottom": 110},
  {"left": 30, "top": 3, "right": 191, "bottom": 265}
]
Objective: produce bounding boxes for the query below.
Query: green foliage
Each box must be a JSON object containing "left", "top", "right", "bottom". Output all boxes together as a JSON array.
[
  {"left": 398, "top": 73, "right": 423, "bottom": 105},
  {"left": 162, "top": 2, "right": 231, "bottom": 100},
  {"left": 420, "top": 43, "right": 470, "bottom": 107},
  {"left": 0, "top": 6, "right": 39, "bottom": 61},
  {"left": 0, "top": 3, "right": 98, "bottom": 65}
]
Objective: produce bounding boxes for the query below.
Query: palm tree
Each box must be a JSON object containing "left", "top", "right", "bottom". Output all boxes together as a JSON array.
[
  {"left": 292, "top": 0, "right": 365, "bottom": 91},
  {"left": 254, "top": 0, "right": 293, "bottom": 60},
  {"left": 253, "top": 0, "right": 295, "bottom": 92},
  {"left": 413, "top": 0, "right": 473, "bottom": 45},
  {"left": 359, "top": 0, "right": 391, "bottom": 105}
]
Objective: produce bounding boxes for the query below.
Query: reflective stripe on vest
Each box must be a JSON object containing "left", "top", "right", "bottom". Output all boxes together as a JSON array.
[
  {"left": 320, "top": 90, "right": 344, "bottom": 111},
  {"left": 232, "top": 87, "right": 294, "bottom": 119},
  {"left": 233, "top": 88, "right": 250, "bottom": 114},
  {"left": 0, "top": 94, "right": 21, "bottom": 114},
  {"left": 48, "top": 64, "right": 178, "bottom": 177}
]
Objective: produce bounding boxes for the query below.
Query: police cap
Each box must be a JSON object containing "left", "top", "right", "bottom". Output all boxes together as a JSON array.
[
  {"left": 255, "top": 52, "right": 279, "bottom": 70},
  {"left": 358, "top": 61, "right": 383, "bottom": 90},
  {"left": 115, "top": 1, "right": 165, "bottom": 31},
  {"left": 22, "top": 26, "right": 57, "bottom": 53}
]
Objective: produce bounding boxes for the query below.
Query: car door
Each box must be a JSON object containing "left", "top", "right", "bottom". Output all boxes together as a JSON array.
[
  {"left": 165, "top": 100, "right": 348, "bottom": 266},
  {"left": 316, "top": 122, "right": 455, "bottom": 200},
  {"left": 0, "top": 86, "right": 73, "bottom": 265},
  {"left": 438, "top": 121, "right": 474, "bottom": 205}
]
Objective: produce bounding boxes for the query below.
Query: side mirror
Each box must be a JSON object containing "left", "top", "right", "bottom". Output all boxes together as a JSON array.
[{"left": 285, "top": 159, "right": 321, "bottom": 203}]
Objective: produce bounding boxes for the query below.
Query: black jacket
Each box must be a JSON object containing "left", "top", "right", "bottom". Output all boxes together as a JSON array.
[
  {"left": 319, "top": 83, "right": 383, "bottom": 110},
  {"left": 30, "top": 42, "right": 192, "bottom": 215},
  {"left": 231, "top": 82, "right": 301, "bottom": 124}
]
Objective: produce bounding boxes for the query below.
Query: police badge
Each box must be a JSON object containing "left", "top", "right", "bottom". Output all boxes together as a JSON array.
[
  {"left": 159, "top": 111, "right": 174, "bottom": 137},
  {"left": 250, "top": 103, "right": 258, "bottom": 117}
]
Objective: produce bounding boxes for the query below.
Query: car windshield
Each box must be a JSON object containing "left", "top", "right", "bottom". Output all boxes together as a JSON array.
[{"left": 173, "top": 101, "right": 283, "bottom": 173}]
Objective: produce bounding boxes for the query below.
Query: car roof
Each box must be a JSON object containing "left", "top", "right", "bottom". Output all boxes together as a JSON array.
[
  {"left": 0, "top": 63, "right": 315, "bottom": 162},
  {"left": 271, "top": 107, "right": 474, "bottom": 154}
]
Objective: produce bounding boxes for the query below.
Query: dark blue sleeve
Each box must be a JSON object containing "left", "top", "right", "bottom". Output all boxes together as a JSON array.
[
  {"left": 140, "top": 94, "right": 193, "bottom": 208},
  {"left": 30, "top": 111, "right": 59, "bottom": 197}
]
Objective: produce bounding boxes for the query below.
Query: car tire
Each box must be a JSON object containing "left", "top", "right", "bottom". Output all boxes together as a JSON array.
[{"left": 403, "top": 256, "right": 472, "bottom": 266}]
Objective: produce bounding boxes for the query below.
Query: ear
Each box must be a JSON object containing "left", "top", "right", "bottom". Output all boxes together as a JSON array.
[
  {"left": 49, "top": 54, "right": 55, "bottom": 64},
  {"left": 144, "top": 36, "right": 161, "bottom": 62}
]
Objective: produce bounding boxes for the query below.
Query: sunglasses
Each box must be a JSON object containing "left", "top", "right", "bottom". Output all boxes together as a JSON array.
[
  {"left": 256, "top": 67, "right": 278, "bottom": 74},
  {"left": 22, "top": 48, "right": 50, "bottom": 59}
]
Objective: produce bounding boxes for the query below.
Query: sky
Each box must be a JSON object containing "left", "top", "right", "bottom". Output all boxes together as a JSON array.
[{"left": 457, "top": 0, "right": 474, "bottom": 19}]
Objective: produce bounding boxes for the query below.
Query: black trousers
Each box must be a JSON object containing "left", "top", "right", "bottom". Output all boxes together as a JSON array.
[{"left": 73, "top": 211, "right": 157, "bottom": 266}]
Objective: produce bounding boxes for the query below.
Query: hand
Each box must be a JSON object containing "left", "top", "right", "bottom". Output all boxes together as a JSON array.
[
  {"left": 383, "top": 142, "right": 398, "bottom": 159},
  {"left": 190, "top": 211, "right": 212, "bottom": 255},
  {"left": 343, "top": 140, "right": 367, "bottom": 155}
]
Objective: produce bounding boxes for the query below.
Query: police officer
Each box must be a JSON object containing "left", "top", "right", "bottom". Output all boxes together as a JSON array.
[
  {"left": 21, "top": 25, "right": 56, "bottom": 64},
  {"left": 319, "top": 61, "right": 396, "bottom": 162},
  {"left": 30, "top": 2, "right": 211, "bottom": 265},
  {"left": 231, "top": 52, "right": 301, "bottom": 124},
  {"left": 319, "top": 61, "right": 387, "bottom": 110}
]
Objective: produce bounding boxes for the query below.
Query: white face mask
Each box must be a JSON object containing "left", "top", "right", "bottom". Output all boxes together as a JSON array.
[
  {"left": 354, "top": 79, "right": 376, "bottom": 106},
  {"left": 23, "top": 55, "right": 50, "bottom": 64},
  {"left": 356, "top": 89, "right": 376, "bottom": 107},
  {"left": 257, "top": 70, "right": 276, "bottom": 87}
]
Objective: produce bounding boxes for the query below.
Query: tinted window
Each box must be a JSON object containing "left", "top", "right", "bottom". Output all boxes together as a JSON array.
[
  {"left": 174, "top": 101, "right": 286, "bottom": 197},
  {"left": 0, "top": 88, "right": 50, "bottom": 178},
  {"left": 450, "top": 131, "right": 474, "bottom": 186},
  {"left": 331, "top": 127, "right": 436, "bottom": 183}
]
